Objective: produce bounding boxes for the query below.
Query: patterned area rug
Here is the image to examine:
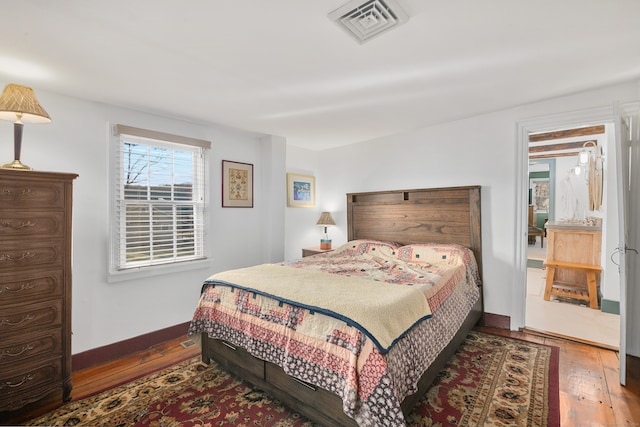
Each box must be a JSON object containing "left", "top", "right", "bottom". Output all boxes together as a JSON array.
[{"left": 27, "top": 331, "right": 559, "bottom": 426}]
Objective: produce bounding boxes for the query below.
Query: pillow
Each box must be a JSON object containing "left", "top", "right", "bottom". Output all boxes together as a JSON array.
[
  {"left": 334, "top": 239, "right": 401, "bottom": 256},
  {"left": 395, "top": 243, "right": 470, "bottom": 266}
]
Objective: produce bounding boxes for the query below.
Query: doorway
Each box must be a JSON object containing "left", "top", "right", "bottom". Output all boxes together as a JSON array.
[{"left": 522, "top": 122, "right": 620, "bottom": 348}]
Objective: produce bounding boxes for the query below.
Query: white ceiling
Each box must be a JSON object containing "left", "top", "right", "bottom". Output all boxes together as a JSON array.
[{"left": 1, "top": 1, "right": 640, "bottom": 151}]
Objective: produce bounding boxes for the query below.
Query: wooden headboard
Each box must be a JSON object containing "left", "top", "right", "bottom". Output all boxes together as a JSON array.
[{"left": 347, "top": 186, "right": 482, "bottom": 279}]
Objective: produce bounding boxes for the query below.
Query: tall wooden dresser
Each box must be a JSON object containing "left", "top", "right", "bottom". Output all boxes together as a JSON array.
[{"left": 0, "top": 169, "right": 77, "bottom": 414}]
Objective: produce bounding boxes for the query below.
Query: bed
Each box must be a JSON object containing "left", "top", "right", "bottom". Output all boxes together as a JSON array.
[{"left": 188, "top": 186, "right": 483, "bottom": 426}]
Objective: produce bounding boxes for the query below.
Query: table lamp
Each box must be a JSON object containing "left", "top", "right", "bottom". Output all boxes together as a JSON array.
[
  {"left": 316, "top": 211, "right": 336, "bottom": 250},
  {"left": 0, "top": 83, "right": 51, "bottom": 170}
]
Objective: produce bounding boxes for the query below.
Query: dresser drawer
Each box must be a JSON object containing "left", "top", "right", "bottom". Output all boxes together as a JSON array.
[
  {"left": 209, "top": 339, "right": 265, "bottom": 380},
  {"left": 0, "top": 299, "right": 63, "bottom": 335},
  {"left": 0, "top": 211, "right": 64, "bottom": 239},
  {"left": 0, "top": 357, "right": 62, "bottom": 412},
  {"left": 0, "top": 328, "right": 62, "bottom": 369},
  {"left": 0, "top": 270, "right": 63, "bottom": 304},
  {"left": 264, "top": 361, "right": 343, "bottom": 414},
  {"left": 0, "top": 180, "right": 65, "bottom": 210},
  {"left": 0, "top": 241, "right": 63, "bottom": 271}
]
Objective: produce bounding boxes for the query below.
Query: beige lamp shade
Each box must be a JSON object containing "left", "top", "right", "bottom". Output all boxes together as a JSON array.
[
  {"left": 0, "top": 84, "right": 51, "bottom": 123},
  {"left": 316, "top": 211, "right": 336, "bottom": 227}
]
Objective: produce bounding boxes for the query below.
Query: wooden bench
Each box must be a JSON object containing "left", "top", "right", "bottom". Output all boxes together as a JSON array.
[
  {"left": 528, "top": 225, "right": 544, "bottom": 248},
  {"left": 543, "top": 260, "right": 601, "bottom": 309}
]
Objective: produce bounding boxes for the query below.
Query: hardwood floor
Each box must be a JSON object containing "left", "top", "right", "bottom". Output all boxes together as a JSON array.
[
  {"left": 3, "top": 327, "right": 639, "bottom": 426},
  {"left": 1, "top": 336, "right": 200, "bottom": 426},
  {"left": 475, "top": 326, "right": 640, "bottom": 426}
]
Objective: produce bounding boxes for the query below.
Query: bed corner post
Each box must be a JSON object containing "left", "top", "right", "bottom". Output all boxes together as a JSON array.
[
  {"left": 346, "top": 193, "right": 354, "bottom": 241},
  {"left": 200, "top": 332, "right": 211, "bottom": 364},
  {"left": 468, "top": 185, "right": 484, "bottom": 325}
]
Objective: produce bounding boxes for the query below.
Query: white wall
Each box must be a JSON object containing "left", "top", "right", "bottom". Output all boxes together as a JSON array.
[
  {"left": 283, "top": 145, "right": 325, "bottom": 261},
  {"left": 0, "top": 84, "right": 285, "bottom": 355},
  {"left": 285, "top": 80, "right": 640, "bottom": 320}
]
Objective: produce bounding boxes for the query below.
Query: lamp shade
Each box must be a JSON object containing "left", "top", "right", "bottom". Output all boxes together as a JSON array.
[
  {"left": 0, "top": 84, "right": 51, "bottom": 124},
  {"left": 316, "top": 211, "right": 336, "bottom": 226}
]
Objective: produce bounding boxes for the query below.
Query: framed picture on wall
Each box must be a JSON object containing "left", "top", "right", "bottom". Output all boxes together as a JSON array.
[
  {"left": 286, "top": 173, "right": 315, "bottom": 208},
  {"left": 222, "top": 160, "right": 253, "bottom": 207}
]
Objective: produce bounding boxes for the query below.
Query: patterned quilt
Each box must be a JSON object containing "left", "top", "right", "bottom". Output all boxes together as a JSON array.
[
  {"left": 188, "top": 240, "right": 481, "bottom": 426},
  {"left": 198, "top": 264, "right": 432, "bottom": 353}
]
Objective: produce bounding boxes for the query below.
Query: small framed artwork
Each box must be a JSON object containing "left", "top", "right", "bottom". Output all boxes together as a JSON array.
[
  {"left": 287, "top": 173, "right": 315, "bottom": 208},
  {"left": 222, "top": 160, "right": 253, "bottom": 208}
]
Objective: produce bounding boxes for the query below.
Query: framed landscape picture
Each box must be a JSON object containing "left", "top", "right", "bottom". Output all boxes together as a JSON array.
[
  {"left": 286, "top": 173, "right": 315, "bottom": 208},
  {"left": 222, "top": 160, "right": 253, "bottom": 207}
]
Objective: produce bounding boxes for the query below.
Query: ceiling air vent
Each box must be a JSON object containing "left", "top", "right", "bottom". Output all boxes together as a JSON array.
[{"left": 328, "top": 0, "right": 409, "bottom": 43}]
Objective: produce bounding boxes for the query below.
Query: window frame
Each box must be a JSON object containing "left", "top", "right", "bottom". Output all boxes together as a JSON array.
[{"left": 108, "top": 124, "right": 211, "bottom": 282}]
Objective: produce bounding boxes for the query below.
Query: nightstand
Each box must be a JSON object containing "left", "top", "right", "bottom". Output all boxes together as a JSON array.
[{"left": 302, "top": 246, "right": 334, "bottom": 257}]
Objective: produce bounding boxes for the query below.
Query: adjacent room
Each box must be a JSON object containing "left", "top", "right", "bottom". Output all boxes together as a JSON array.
[
  {"left": 1, "top": 1, "right": 639, "bottom": 426},
  {"left": 525, "top": 124, "right": 620, "bottom": 348}
]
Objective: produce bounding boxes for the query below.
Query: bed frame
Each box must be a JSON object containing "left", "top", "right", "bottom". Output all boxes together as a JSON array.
[{"left": 200, "top": 186, "right": 483, "bottom": 426}]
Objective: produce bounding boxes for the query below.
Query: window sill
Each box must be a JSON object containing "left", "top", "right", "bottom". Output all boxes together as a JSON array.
[{"left": 107, "top": 258, "right": 212, "bottom": 283}]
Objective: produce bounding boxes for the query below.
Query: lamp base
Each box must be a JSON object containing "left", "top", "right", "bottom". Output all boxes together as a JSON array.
[
  {"left": 320, "top": 239, "right": 332, "bottom": 250},
  {"left": 1, "top": 159, "right": 31, "bottom": 170}
]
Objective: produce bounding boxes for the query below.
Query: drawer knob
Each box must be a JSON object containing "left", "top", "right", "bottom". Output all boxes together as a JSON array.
[
  {"left": 0, "top": 314, "right": 35, "bottom": 327},
  {"left": 0, "top": 282, "right": 35, "bottom": 294},
  {"left": 0, "top": 188, "right": 33, "bottom": 197},
  {"left": 0, "top": 252, "right": 36, "bottom": 262},
  {"left": 0, "top": 344, "right": 35, "bottom": 360},
  {"left": 0, "top": 220, "right": 36, "bottom": 229},
  {"left": 222, "top": 341, "right": 237, "bottom": 351},
  {"left": 293, "top": 377, "right": 317, "bottom": 391},
  {"left": 0, "top": 374, "right": 36, "bottom": 390}
]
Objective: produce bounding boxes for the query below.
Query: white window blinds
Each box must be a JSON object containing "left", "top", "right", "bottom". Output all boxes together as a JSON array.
[{"left": 111, "top": 125, "right": 210, "bottom": 272}]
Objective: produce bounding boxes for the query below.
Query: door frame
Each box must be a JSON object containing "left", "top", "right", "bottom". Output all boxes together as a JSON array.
[
  {"left": 513, "top": 106, "right": 616, "bottom": 329},
  {"left": 615, "top": 101, "right": 640, "bottom": 384}
]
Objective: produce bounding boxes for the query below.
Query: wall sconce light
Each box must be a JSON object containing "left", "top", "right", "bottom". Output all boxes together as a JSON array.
[
  {"left": 0, "top": 83, "right": 51, "bottom": 170},
  {"left": 575, "top": 140, "right": 604, "bottom": 210},
  {"left": 578, "top": 140, "right": 596, "bottom": 166},
  {"left": 316, "top": 211, "right": 335, "bottom": 250},
  {"left": 578, "top": 148, "right": 590, "bottom": 165},
  {"left": 578, "top": 140, "right": 605, "bottom": 168}
]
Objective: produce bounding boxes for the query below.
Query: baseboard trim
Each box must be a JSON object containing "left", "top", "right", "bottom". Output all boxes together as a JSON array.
[
  {"left": 72, "top": 321, "right": 191, "bottom": 371},
  {"left": 601, "top": 299, "right": 620, "bottom": 315},
  {"left": 627, "top": 354, "right": 640, "bottom": 380},
  {"left": 522, "top": 326, "right": 619, "bottom": 351},
  {"left": 527, "top": 259, "right": 544, "bottom": 269},
  {"left": 482, "top": 312, "right": 510, "bottom": 329}
]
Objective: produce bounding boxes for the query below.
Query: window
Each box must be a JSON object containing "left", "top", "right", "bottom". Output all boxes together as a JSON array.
[{"left": 110, "top": 125, "right": 210, "bottom": 278}]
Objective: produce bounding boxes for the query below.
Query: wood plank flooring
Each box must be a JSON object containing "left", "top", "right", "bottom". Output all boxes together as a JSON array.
[
  {"left": 4, "top": 327, "right": 640, "bottom": 426},
  {"left": 476, "top": 326, "right": 640, "bottom": 426}
]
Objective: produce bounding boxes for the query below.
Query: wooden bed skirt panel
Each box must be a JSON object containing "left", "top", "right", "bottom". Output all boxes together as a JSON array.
[{"left": 202, "top": 336, "right": 358, "bottom": 426}]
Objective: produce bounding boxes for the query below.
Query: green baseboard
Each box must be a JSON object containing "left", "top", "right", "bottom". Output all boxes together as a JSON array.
[
  {"left": 527, "top": 259, "right": 543, "bottom": 269},
  {"left": 601, "top": 299, "right": 620, "bottom": 315}
]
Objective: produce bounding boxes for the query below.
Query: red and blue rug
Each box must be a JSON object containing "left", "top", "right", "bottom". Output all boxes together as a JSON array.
[{"left": 27, "top": 331, "right": 559, "bottom": 426}]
